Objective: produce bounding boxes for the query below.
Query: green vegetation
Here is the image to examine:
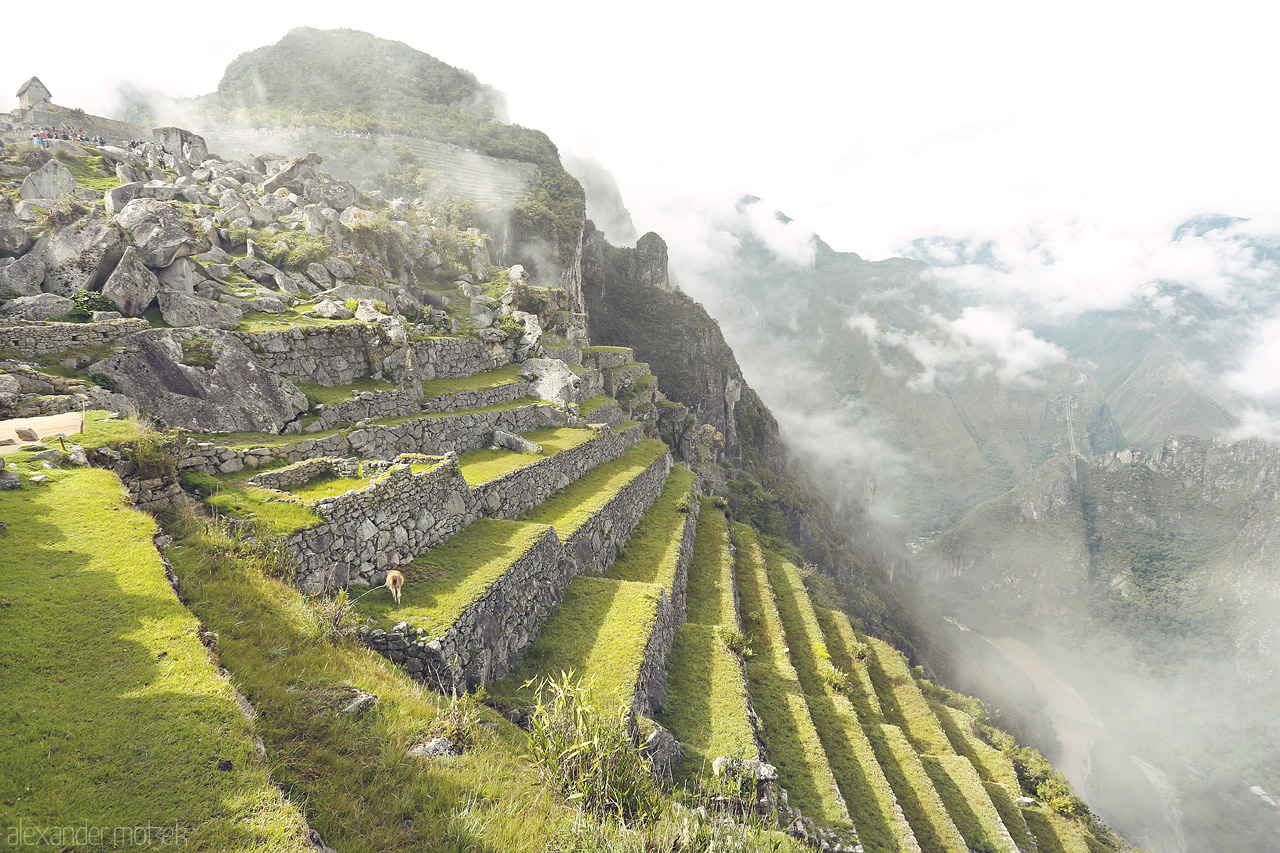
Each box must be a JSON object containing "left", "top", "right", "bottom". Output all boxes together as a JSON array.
[
  {"left": 356, "top": 520, "right": 550, "bottom": 634},
  {"left": 296, "top": 376, "right": 397, "bottom": 407},
  {"left": 456, "top": 427, "right": 596, "bottom": 485},
  {"left": 983, "top": 782, "right": 1038, "bottom": 853},
  {"left": 921, "top": 755, "right": 1014, "bottom": 852},
  {"left": 607, "top": 465, "right": 696, "bottom": 589},
  {"left": 863, "top": 636, "right": 953, "bottom": 756},
  {"left": 54, "top": 150, "right": 122, "bottom": 193},
  {"left": 866, "top": 724, "right": 968, "bottom": 853},
  {"left": 181, "top": 335, "right": 220, "bottom": 369},
  {"left": 259, "top": 231, "right": 329, "bottom": 270},
  {"left": 685, "top": 499, "right": 737, "bottom": 627},
  {"left": 0, "top": 467, "right": 311, "bottom": 851},
  {"left": 578, "top": 395, "right": 614, "bottom": 417},
  {"left": 205, "top": 483, "right": 322, "bottom": 536},
  {"left": 815, "top": 607, "right": 882, "bottom": 722},
  {"left": 520, "top": 439, "right": 668, "bottom": 538},
  {"left": 492, "top": 577, "right": 662, "bottom": 709},
  {"left": 731, "top": 523, "right": 850, "bottom": 828},
  {"left": 421, "top": 363, "right": 524, "bottom": 399},
  {"left": 282, "top": 472, "right": 373, "bottom": 501}
]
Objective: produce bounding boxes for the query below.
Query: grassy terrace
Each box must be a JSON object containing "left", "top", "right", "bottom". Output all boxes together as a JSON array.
[
  {"left": 732, "top": 524, "right": 850, "bottom": 829},
  {"left": 356, "top": 520, "right": 552, "bottom": 634},
  {"left": 864, "top": 635, "right": 954, "bottom": 756},
  {"left": 165, "top": 516, "right": 588, "bottom": 853},
  {"left": 581, "top": 345, "right": 633, "bottom": 355},
  {"left": 866, "top": 724, "right": 969, "bottom": 853},
  {"left": 932, "top": 703, "right": 1021, "bottom": 791},
  {"left": 657, "top": 503, "right": 757, "bottom": 781},
  {"left": 205, "top": 482, "right": 323, "bottom": 536},
  {"left": 296, "top": 377, "right": 397, "bottom": 407},
  {"left": 520, "top": 439, "right": 668, "bottom": 539},
  {"left": 921, "top": 755, "right": 1015, "bottom": 852},
  {"left": 607, "top": 464, "right": 696, "bottom": 590},
  {"left": 421, "top": 363, "right": 524, "bottom": 399},
  {"left": 764, "top": 551, "right": 916, "bottom": 853},
  {"left": 491, "top": 576, "right": 663, "bottom": 709},
  {"left": 1021, "top": 805, "right": 1093, "bottom": 853},
  {"left": 456, "top": 427, "right": 596, "bottom": 485},
  {"left": 984, "top": 782, "right": 1039, "bottom": 853},
  {"left": 578, "top": 395, "right": 614, "bottom": 417},
  {"left": 0, "top": 462, "right": 310, "bottom": 851},
  {"left": 685, "top": 500, "right": 738, "bottom": 627},
  {"left": 281, "top": 473, "right": 372, "bottom": 501},
  {"left": 815, "top": 606, "right": 882, "bottom": 722}
]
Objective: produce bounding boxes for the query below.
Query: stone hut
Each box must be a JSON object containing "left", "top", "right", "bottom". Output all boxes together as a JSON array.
[{"left": 17, "top": 77, "right": 51, "bottom": 110}]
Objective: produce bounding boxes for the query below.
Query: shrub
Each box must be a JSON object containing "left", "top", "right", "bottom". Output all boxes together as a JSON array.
[
  {"left": 711, "top": 495, "right": 729, "bottom": 509},
  {"left": 524, "top": 672, "right": 661, "bottom": 824},
  {"left": 88, "top": 372, "right": 119, "bottom": 393},
  {"left": 309, "top": 588, "right": 362, "bottom": 643},
  {"left": 495, "top": 314, "right": 523, "bottom": 338},
  {"left": 180, "top": 336, "right": 219, "bottom": 369},
  {"left": 717, "top": 626, "right": 753, "bottom": 659},
  {"left": 371, "top": 300, "right": 393, "bottom": 315},
  {"left": 675, "top": 494, "right": 693, "bottom": 514},
  {"left": 69, "top": 289, "right": 116, "bottom": 320},
  {"left": 344, "top": 298, "right": 360, "bottom": 313}
]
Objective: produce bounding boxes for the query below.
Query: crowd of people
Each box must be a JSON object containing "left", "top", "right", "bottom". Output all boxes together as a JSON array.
[{"left": 29, "top": 126, "right": 105, "bottom": 147}]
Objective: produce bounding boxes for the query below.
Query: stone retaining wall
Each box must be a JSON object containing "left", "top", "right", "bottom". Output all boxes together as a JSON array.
[
  {"left": 473, "top": 423, "right": 643, "bottom": 521},
  {"left": 288, "top": 454, "right": 475, "bottom": 592},
  {"left": 236, "top": 326, "right": 501, "bottom": 387},
  {"left": 175, "top": 402, "right": 562, "bottom": 475},
  {"left": 542, "top": 343, "right": 582, "bottom": 366},
  {"left": 248, "top": 456, "right": 360, "bottom": 490},
  {"left": 307, "top": 387, "right": 422, "bottom": 431},
  {"left": 564, "top": 451, "right": 673, "bottom": 576},
  {"left": 581, "top": 399, "right": 626, "bottom": 428},
  {"left": 0, "top": 318, "right": 147, "bottom": 357},
  {"left": 575, "top": 367, "right": 604, "bottom": 402},
  {"left": 583, "top": 348, "right": 635, "bottom": 370},
  {"left": 604, "top": 363, "right": 652, "bottom": 395},
  {"left": 420, "top": 379, "right": 532, "bottom": 414}
]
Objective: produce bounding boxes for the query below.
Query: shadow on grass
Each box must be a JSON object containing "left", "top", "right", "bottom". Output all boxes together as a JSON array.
[{"left": 921, "top": 757, "right": 989, "bottom": 849}]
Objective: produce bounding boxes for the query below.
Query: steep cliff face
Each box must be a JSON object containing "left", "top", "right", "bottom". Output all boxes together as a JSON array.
[{"left": 581, "top": 223, "right": 946, "bottom": 661}]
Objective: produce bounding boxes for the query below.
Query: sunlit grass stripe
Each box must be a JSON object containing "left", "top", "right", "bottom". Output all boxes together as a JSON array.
[
  {"left": 932, "top": 702, "right": 1021, "bottom": 791},
  {"left": 607, "top": 464, "right": 697, "bottom": 592},
  {"left": 863, "top": 636, "right": 953, "bottom": 756},
  {"left": 684, "top": 499, "right": 736, "bottom": 627},
  {"left": 866, "top": 724, "right": 969, "bottom": 853},
  {"left": 731, "top": 524, "right": 851, "bottom": 829},
  {"left": 815, "top": 606, "right": 882, "bottom": 722},
  {"left": 982, "top": 781, "right": 1038, "bottom": 853},
  {"left": 1021, "top": 805, "right": 1094, "bottom": 853},
  {"left": 921, "top": 755, "right": 1017, "bottom": 852}
]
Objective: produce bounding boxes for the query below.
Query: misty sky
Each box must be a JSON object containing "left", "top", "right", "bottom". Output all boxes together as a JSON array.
[{"left": 6, "top": 0, "right": 1280, "bottom": 423}]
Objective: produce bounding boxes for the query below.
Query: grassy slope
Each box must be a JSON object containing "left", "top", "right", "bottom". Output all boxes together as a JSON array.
[
  {"left": 764, "top": 551, "right": 915, "bottom": 853},
  {"left": 166, "top": 516, "right": 580, "bottom": 853},
  {"left": 657, "top": 502, "right": 757, "bottom": 781},
  {"left": 866, "top": 724, "right": 969, "bottom": 853},
  {"left": 421, "top": 363, "right": 523, "bottom": 399},
  {"left": 457, "top": 427, "right": 596, "bottom": 485},
  {"left": 932, "top": 703, "right": 1021, "bottom": 792},
  {"left": 920, "top": 755, "right": 1015, "bottom": 852},
  {"left": 983, "top": 782, "right": 1039, "bottom": 852},
  {"left": 732, "top": 524, "right": 850, "bottom": 828},
  {"left": 607, "top": 465, "right": 696, "bottom": 589},
  {"left": 490, "top": 576, "right": 662, "bottom": 709},
  {"left": 0, "top": 466, "right": 309, "bottom": 851},
  {"left": 520, "top": 439, "right": 668, "bottom": 538},
  {"left": 863, "top": 636, "right": 953, "bottom": 756},
  {"left": 815, "top": 606, "right": 883, "bottom": 722},
  {"left": 356, "top": 520, "right": 551, "bottom": 633}
]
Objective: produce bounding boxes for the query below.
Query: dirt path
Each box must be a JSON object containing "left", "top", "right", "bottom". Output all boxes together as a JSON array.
[
  {"left": 988, "top": 636, "right": 1104, "bottom": 791},
  {"left": 0, "top": 412, "right": 87, "bottom": 455}
]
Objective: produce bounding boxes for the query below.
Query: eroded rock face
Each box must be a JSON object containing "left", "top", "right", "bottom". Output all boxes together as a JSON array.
[
  {"left": 0, "top": 252, "right": 46, "bottom": 296},
  {"left": 263, "top": 153, "right": 322, "bottom": 195},
  {"left": 100, "top": 246, "right": 160, "bottom": 316},
  {"left": 19, "top": 160, "right": 76, "bottom": 200},
  {"left": 38, "top": 218, "right": 125, "bottom": 296},
  {"left": 519, "top": 358, "right": 578, "bottom": 409},
  {"left": 0, "top": 212, "right": 32, "bottom": 257},
  {"left": 114, "top": 198, "right": 209, "bottom": 268},
  {"left": 157, "top": 292, "right": 241, "bottom": 330},
  {"left": 306, "top": 180, "right": 357, "bottom": 211},
  {"left": 88, "top": 329, "right": 307, "bottom": 433}
]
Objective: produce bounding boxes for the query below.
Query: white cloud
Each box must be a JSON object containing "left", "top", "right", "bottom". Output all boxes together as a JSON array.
[{"left": 1224, "top": 317, "right": 1280, "bottom": 402}]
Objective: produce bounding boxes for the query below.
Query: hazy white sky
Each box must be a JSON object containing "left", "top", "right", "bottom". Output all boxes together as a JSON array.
[{"left": 8, "top": 0, "right": 1278, "bottom": 260}]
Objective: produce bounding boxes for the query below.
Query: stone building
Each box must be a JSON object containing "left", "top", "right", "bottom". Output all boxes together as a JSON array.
[{"left": 16, "top": 77, "right": 51, "bottom": 110}]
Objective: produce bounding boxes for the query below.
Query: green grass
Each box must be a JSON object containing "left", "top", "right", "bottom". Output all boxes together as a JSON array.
[
  {"left": 420, "top": 363, "right": 523, "bottom": 399},
  {"left": 296, "top": 377, "right": 397, "bottom": 407},
  {"left": 657, "top": 623, "right": 758, "bottom": 783},
  {"left": 863, "top": 636, "right": 953, "bottom": 756},
  {"left": 491, "top": 576, "right": 663, "bottom": 709},
  {"left": 731, "top": 524, "right": 850, "bottom": 828},
  {"left": 607, "top": 465, "right": 696, "bottom": 589},
  {"left": 1021, "top": 805, "right": 1094, "bottom": 853},
  {"left": 815, "top": 607, "right": 882, "bottom": 722},
  {"left": 0, "top": 467, "right": 311, "bottom": 851},
  {"left": 355, "top": 520, "right": 551, "bottom": 635},
  {"left": 763, "top": 550, "right": 912, "bottom": 853},
  {"left": 865, "top": 724, "right": 968, "bottom": 853},
  {"left": 456, "top": 427, "right": 596, "bottom": 485},
  {"left": 55, "top": 150, "right": 122, "bottom": 193},
  {"left": 984, "top": 781, "right": 1038, "bottom": 853},
  {"left": 921, "top": 755, "right": 1015, "bottom": 852},
  {"left": 281, "top": 473, "right": 373, "bottom": 501},
  {"left": 685, "top": 500, "right": 736, "bottom": 627},
  {"left": 520, "top": 440, "right": 668, "bottom": 539},
  {"left": 581, "top": 346, "right": 633, "bottom": 354},
  {"left": 932, "top": 703, "right": 1021, "bottom": 791},
  {"left": 205, "top": 483, "right": 323, "bottom": 536},
  {"left": 164, "top": 514, "right": 590, "bottom": 853},
  {"left": 238, "top": 306, "right": 357, "bottom": 333},
  {"left": 604, "top": 362, "right": 649, "bottom": 374},
  {"left": 578, "top": 395, "right": 614, "bottom": 417}
]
